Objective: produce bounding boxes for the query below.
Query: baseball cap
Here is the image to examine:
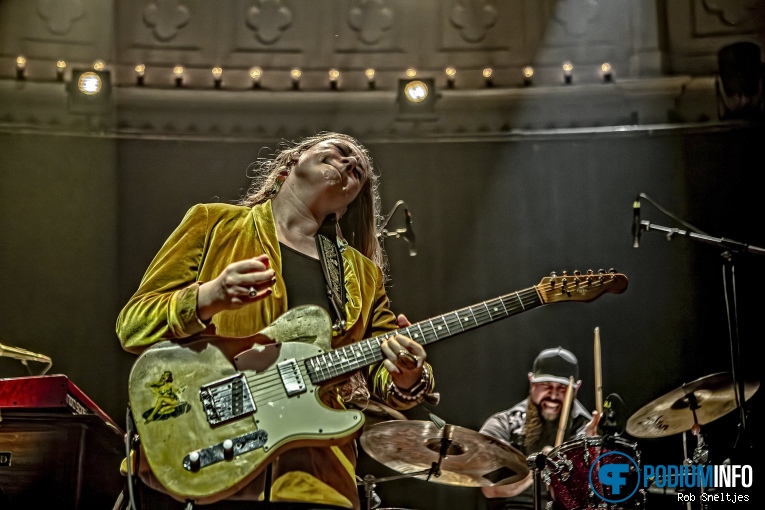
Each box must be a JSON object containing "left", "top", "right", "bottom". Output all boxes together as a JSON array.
[{"left": 529, "top": 346, "right": 579, "bottom": 386}]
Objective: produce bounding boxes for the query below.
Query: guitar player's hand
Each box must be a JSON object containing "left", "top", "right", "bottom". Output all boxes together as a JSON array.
[
  {"left": 380, "top": 313, "right": 427, "bottom": 390},
  {"left": 197, "top": 254, "right": 275, "bottom": 321}
]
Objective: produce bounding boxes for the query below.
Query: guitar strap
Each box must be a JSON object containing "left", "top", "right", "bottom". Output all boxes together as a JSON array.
[{"left": 315, "top": 214, "right": 347, "bottom": 334}]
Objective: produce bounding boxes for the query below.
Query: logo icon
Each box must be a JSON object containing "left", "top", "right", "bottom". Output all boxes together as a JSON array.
[{"left": 588, "top": 451, "right": 641, "bottom": 503}]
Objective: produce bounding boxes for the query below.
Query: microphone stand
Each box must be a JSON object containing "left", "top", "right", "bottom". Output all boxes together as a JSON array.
[
  {"left": 378, "top": 200, "right": 416, "bottom": 256},
  {"left": 638, "top": 220, "right": 762, "bottom": 448}
]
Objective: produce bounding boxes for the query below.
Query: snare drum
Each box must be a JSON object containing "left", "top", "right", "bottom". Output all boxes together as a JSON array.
[{"left": 543, "top": 436, "right": 644, "bottom": 510}]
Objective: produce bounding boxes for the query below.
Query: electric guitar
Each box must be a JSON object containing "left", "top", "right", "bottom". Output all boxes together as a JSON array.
[{"left": 128, "top": 270, "right": 627, "bottom": 503}]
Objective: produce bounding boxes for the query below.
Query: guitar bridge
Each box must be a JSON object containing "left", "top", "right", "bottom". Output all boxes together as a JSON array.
[
  {"left": 277, "top": 359, "right": 306, "bottom": 396},
  {"left": 199, "top": 373, "right": 256, "bottom": 426}
]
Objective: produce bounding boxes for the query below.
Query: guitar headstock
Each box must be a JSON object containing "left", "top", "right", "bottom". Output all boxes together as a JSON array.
[{"left": 537, "top": 269, "right": 628, "bottom": 304}]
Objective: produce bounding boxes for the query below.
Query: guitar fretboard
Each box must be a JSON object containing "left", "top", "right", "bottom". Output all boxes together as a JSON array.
[{"left": 304, "top": 286, "right": 543, "bottom": 384}]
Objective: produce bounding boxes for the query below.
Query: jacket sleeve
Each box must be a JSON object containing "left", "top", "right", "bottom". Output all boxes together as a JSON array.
[
  {"left": 364, "top": 265, "right": 435, "bottom": 411},
  {"left": 116, "top": 204, "right": 211, "bottom": 353}
]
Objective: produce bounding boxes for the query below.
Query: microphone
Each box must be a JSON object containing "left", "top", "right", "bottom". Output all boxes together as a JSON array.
[
  {"left": 0, "top": 342, "right": 53, "bottom": 375},
  {"left": 402, "top": 207, "right": 417, "bottom": 256},
  {"left": 0, "top": 342, "right": 52, "bottom": 363},
  {"left": 631, "top": 195, "right": 641, "bottom": 248}
]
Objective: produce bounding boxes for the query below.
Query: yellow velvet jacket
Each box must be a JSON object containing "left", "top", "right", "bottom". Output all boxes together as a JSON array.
[{"left": 116, "top": 200, "right": 434, "bottom": 509}]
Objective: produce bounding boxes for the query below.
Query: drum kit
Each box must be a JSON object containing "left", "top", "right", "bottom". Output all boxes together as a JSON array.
[{"left": 354, "top": 370, "right": 759, "bottom": 510}]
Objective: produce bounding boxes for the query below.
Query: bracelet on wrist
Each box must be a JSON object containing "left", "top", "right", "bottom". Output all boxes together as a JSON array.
[{"left": 389, "top": 365, "right": 430, "bottom": 401}]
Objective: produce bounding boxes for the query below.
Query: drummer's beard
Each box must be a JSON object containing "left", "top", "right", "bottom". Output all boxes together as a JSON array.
[{"left": 524, "top": 399, "right": 559, "bottom": 451}]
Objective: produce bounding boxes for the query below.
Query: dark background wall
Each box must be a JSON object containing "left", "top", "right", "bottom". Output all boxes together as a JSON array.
[{"left": 3, "top": 123, "right": 762, "bottom": 509}]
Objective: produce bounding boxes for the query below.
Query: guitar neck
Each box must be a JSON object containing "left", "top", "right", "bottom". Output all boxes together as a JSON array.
[{"left": 305, "top": 285, "right": 543, "bottom": 384}]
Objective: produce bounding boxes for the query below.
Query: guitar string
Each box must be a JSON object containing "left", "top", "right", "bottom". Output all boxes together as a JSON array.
[
  {"left": 238, "top": 281, "right": 604, "bottom": 401},
  {"left": 217, "top": 279, "right": 614, "bottom": 406}
]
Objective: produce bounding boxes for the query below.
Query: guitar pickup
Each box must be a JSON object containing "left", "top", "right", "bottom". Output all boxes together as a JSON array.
[
  {"left": 277, "top": 359, "right": 306, "bottom": 396},
  {"left": 199, "top": 374, "right": 257, "bottom": 427}
]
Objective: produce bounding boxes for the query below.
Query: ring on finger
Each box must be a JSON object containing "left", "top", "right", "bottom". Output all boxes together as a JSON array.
[
  {"left": 248, "top": 286, "right": 257, "bottom": 298},
  {"left": 397, "top": 349, "right": 420, "bottom": 365}
]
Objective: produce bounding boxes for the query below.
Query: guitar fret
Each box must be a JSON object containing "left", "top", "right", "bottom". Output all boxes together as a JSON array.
[
  {"left": 514, "top": 291, "right": 526, "bottom": 311},
  {"left": 497, "top": 296, "right": 509, "bottom": 316},
  {"left": 467, "top": 306, "right": 478, "bottom": 326}
]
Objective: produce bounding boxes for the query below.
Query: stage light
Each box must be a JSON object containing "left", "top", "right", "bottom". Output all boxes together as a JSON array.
[
  {"left": 404, "top": 81, "right": 428, "bottom": 102},
  {"left": 212, "top": 67, "right": 223, "bottom": 88},
  {"left": 397, "top": 77, "right": 437, "bottom": 118},
  {"left": 562, "top": 61, "right": 573, "bottom": 84},
  {"left": 56, "top": 60, "right": 67, "bottom": 81},
  {"left": 16, "top": 56, "right": 26, "bottom": 80},
  {"left": 482, "top": 67, "right": 493, "bottom": 87},
  {"left": 601, "top": 62, "right": 613, "bottom": 82},
  {"left": 523, "top": 66, "right": 534, "bottom": 86},
  {"left": 406, "top": 68, "right": 417, "bottom": 78},
  {"left": 290, "top": 68, "right": 301, "bottom": 90},
  {"left": 250, "top": 67, "right": 262, "bottom": 88},
  {"left": 329, "top": 68, "right": 340, "bottom": 90},
  {"left": 716, "top": 42, "right": 764, "bottom": 120},
  {"left": 78, "top": 72, "right": 102, "bottom": 94},
  {"left": 93, "top": 60, "right": 105, "bottom": 71},
  {"left": 173, "top": 66, "right": 184, "bottom": 87},
  {"left": 135, "top": 64, "right": 145, "bottom": 85},
  {"left": 67, "top": 69, "right": 111, "bottom": 114},
  {"left": 365, "top": 68, "right": 376, "bottom": 89},
  {"left": 445, "top": 67, "right": 456, "bottom": 89}
]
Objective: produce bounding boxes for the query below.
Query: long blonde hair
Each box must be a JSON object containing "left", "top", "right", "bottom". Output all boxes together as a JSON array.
[{"left": 240, "top": 132, "right": 387, "bottom": 276}]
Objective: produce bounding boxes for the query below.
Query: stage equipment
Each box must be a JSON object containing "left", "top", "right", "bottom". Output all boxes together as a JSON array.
[
  {"left": 360, "top": 420, "right": 528, "bottom": 487},
  {"left": 397, "top": 78, "right": 436, "bottom": 118},
  {"left": 378, "top": 200, "right": 416, "bottom": 256},
  {"left": 626, "top": 372, "right": 759, "bottom": 439},
  {"left": 0, "top": 374, "right": 125, "bottom": 509},
  {"left": 67, "top": 68, "right": 111, "bottom": 114}
]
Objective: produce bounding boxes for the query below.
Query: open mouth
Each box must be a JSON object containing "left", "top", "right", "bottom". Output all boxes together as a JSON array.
[{"left": 541, "top": 400, "right": 561, "bottom": 413}]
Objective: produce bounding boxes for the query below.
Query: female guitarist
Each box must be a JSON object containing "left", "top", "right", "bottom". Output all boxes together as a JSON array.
[{"left": 117, "top": 132, "right": 435, "bottom": 510}]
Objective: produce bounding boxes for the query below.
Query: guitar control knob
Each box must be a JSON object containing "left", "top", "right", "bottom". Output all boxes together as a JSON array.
[
  {"left": 188, "top": 451, "right": 201, "bottom": 472},
  {"left": 223, "top": 439, "right": 234, "bottom": 460}
]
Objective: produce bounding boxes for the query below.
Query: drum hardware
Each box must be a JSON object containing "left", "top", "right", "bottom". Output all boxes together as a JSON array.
[
  {"left": 527, "top": 451, "right": 547, "bottom": 510},
  {"left": 356, "top": 472, "right": 428, "bottom": 510}
]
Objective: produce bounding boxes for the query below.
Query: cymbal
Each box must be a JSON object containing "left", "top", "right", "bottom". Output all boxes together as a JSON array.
[
  {"left": 626, "top": 372, "right": 759, "bottom": 438},
  {"left": 359, "top": 420, "right": 529, "bottom": 487}
]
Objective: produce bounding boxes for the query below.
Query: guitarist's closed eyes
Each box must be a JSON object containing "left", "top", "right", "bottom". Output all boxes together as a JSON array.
[{"left": 116, "top": 132, "right": 435, "bottom": 510}]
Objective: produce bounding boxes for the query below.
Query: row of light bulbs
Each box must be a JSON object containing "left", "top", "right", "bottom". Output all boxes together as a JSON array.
[{"left": 14, "top": 56, "right": 614, "bottom": 90}]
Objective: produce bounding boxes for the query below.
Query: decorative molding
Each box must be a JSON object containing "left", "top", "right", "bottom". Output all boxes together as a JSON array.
[
  {"left": 246, "top": 0, "right": 293, "bottom": 45},
  {"left": 702, "top": 0, "right": 758, "bottom": 27},
  {"left": 554, "top": 0, "right": 599, "bottom": 37},
  {"left": 143, "top": 0, "right": 191, "bottom": 42},
  {"left": 37, "top": 0, "right": 85, "bottom": 36},
  {"left": 348, "top": 0, "right": 394, "bottom": 45},
  {"left": 449, "top": 0, "right": 498, "bottom": 43}
]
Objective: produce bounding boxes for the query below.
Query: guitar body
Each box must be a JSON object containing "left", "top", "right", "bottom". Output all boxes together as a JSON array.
[{"left": 128, "top": 306, "right": 364, "bottom": 503}]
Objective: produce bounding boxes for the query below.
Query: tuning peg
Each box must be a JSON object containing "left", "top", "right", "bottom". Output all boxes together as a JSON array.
[
  {"left": 550, "top": 271, "right": 557, "bottom": 278},
  {"left": 598, "top": 269, "right": 605, "bottom": 274},
  {"left": 608, "top": 268, "right": 616, "bottom": 274},
  {"left": 586, "top": 269, "right": 594, "bottom": 275},
  {"left": 574, "top": 270, "right": 581, "bottom": 276}
]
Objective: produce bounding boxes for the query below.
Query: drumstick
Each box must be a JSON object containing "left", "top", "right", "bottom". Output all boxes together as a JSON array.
[
  {"left": 594, "top": 327, "right": 603, "bottom": 419},
  {"left": 555, "top": 376, "right": 575, "bottom": 447}
]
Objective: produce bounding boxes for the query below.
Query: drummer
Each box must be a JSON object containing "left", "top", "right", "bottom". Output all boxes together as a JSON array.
[{"left": 479, "top": 347, "right": 600, "bottom": 509}]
